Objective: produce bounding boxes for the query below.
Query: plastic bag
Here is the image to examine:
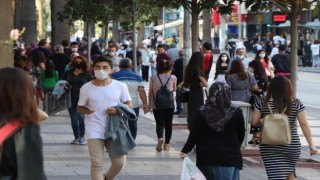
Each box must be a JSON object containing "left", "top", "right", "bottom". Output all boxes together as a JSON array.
[{"left": 180, "top": 157, "right": 206, "bottom": 180}]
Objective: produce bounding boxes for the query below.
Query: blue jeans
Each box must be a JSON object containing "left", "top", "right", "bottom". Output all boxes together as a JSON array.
[
  {"left": 176, "top": 101, "right": 183, "bottom": 112},
  {"left": 151, "top": 66, "right": 157, "bottom": 77},
  {"left": 68, "top": 96, "right": 85, "bottom": 139},
  {"left": 198, "top": 166, "right": 239, "bottom": 180},
  {"left": 128, "top": 107, "right": 139, "bottom": 140}
]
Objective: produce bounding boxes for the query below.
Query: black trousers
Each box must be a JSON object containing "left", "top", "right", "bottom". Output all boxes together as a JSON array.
[
  {"left": 153, "top": 108, "right": 174, "bottom": 144},
  {"left": 142, "top": 65, "right": 149, "bottom": 81}
]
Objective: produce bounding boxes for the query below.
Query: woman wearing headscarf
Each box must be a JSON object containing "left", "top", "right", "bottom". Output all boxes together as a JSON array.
[{"left": 180, "top": 82, "right": 245, "bottom": 180}]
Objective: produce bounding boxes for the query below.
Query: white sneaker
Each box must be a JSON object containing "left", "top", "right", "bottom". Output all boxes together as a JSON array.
[
  {"left": 78, "top": 137, "right": 87, "bottom": 145},
  {"left": 70, "top": 139, "right": 79, "bottom": 144}
]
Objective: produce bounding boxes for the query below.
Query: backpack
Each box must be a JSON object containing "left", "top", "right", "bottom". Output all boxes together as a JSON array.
[
  {"left": 154, "top": 74, "right": 174, "bottom": 110},
  {"left": 261, "top": 103, "right": 291, "bottom": 145}
]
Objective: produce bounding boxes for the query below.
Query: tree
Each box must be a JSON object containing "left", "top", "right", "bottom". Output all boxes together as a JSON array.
[
  {"left": 0, "top": 0, "right": 14, "bottom": 68},
  {"left": 159, "top": 0, "right": 220, "bottom": 52},
  {"left": 51, "top": 0, "right": 70, "bottom": 46},
  {"left": 239, "top": 0, "right": 319, "bottom": 91}
]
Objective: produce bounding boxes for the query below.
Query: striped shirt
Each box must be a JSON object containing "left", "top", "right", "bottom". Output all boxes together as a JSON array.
[{"left": 111, "top": 69, "right": 144, "bottom": 108}]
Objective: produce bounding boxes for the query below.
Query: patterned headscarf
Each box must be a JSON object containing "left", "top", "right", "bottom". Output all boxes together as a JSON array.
[{"left": 199, "top": 82, "right": 238, "bottom": 132}]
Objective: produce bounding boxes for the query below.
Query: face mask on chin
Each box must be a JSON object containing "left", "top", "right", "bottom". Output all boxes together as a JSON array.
[
  {"left": 237, "top": 55, "right": 244, "bottom": 60},
  {"left": 94, "top": 70, "right": 109, "bottom": 80}
]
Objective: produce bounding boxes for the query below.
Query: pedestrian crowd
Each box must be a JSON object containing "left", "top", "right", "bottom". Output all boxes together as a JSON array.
[{"left": 0, "top": 34, "right": 318, "bottom": 180}]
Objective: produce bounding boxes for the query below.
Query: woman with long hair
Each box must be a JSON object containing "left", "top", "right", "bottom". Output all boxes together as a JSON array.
[
  {"left": 62, "top": 56, "right": 92, "bottom": 144},
  {"left": 181, "top": 82, "right": 245, "bottom": 179},
  {"left": 30, "top": 50, "right": 47, "bottom": 105},
  {"left": 253, "top": 49, "right": 274, "bottom": 80},
  {"left": 248, "top": 60, "right": 268, "bottom": 145},
  {"left": 251, "top": 76, "right": 318, "bottom": 179},
  {"left": 183, "top": 52, "right": 208, "bottom": 130},
  {"left": 149, "top": 60, "right": 177, "bottom": 152},
  {"left": 40, "top": 60, "right": 59, "bottom": 91},
  {"left": 226, "top": 60, "right": 261, "bottom": 103},
  {"left": 0, "top": 68, "right": 46, "bottom": 179},
  {"left": 214, "top": 53, "right": 230, "bottom": 82}
]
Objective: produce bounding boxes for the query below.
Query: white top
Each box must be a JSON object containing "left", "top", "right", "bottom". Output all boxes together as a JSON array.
[
  {"left": 270, "top": 47, "right": 279, "bottom": 57},
  {"left": 142, "top": 39, "right": 151, "bottom": 45},
  {"left": 78, "top": 80, "right": 132, "bottom": 140},
  {"left": 141, "top": 48, "right": 151, "bottom": 66},
  {"left": 311, "top": 44, "right": 320, "bottom": 56},
  {"left": 112, "top": 57, "right": 121, "bottom": 72}
]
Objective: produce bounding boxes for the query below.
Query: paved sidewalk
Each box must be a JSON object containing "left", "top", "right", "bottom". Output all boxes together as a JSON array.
[{"left": 41, "top": 107, "right": 320, "bottom": 180}]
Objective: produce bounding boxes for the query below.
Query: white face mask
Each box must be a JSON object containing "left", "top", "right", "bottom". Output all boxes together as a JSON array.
[
  {"left": 221, "top": 57, "right": 227, "bottom": 62},
  {"left": 71, "top": 48, "right": 78, "bottom": 52},
  {"left": 108, "top": 51, "right": 115, "bottom": 56},
  {"left": 94, "top": 70, "right": 109, "bottom": 80},
  {"left": 259, "top": 53, "right": 266, "bottom": 59},
  {"left": 237, "top": 55, "right": 244, "bottom": 60}
]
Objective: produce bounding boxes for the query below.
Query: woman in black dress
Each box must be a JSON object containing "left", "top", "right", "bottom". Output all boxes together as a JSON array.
[
  {"left": 183, "top": 52, "right": 208, "bottom": 130},
  {"left": 248, "top": 60, "right": 268, "bottom": 145},
  {"left": 214, "top": 53, "right": 230, "bottom": 82}
]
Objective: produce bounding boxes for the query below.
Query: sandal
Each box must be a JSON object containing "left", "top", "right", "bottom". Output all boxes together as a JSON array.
[
  {"left": 163, "top": 144, "right": 170, "bottom": 151},
  {"left": 156, "top": 139, "right": 164, "bottom": 152}
]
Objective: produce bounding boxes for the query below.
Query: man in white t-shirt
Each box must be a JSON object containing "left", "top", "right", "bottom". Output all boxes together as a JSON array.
[
  {"left": 77, "top": 56, "right": 132, "bottom": 180},
  {"left": 311, "top": 40, "right": 320, "bottom": 68}
]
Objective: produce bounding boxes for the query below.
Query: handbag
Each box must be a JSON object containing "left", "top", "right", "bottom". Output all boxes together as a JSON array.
[
  {"left": 261, "top": 103, "right": 291, "bottom": 145},
  {"left": 176, "top": 82, "right": 189, "bottom": 103}
]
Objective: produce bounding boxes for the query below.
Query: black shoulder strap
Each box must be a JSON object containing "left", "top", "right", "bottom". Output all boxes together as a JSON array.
[
  {"left": 164, "top": 75, "right": 171, "bottom": 87},
  {"left": 157, "top": 74, "right": 171, "bottom": 87},
  {"left": 157, "top": 74, "right": 163, "bottom": 86}
]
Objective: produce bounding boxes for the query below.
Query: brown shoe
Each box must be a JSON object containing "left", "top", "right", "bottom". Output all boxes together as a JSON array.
[
  {"left": 156, "top": 139, "right": 164, "bottom": 152},
  {"left": 163, "top": 144, "right": 170, "bottom": 151}
]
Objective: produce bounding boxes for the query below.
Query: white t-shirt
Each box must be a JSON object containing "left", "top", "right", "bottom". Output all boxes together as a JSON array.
[
  {"left": 311, "top": 44, "right": 320, "bottom": 56},
  {"left": 78, "top": 80, "right": 132, "bottom": 140},
  {"left": 270, "top": 47, "right": 279, "bottom": 57},
  {"left": 142, "top": 39, "right": 151, "bottom": 45}
]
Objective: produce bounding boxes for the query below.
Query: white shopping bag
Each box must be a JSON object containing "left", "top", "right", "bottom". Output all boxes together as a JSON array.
[{"left": 180, "top": 157, "right": 206, "bottom": 180}]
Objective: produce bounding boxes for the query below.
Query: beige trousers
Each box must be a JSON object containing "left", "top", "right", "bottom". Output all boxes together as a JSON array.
[{"left": 87, "top": 139, "right": 126, "bottom": 180}]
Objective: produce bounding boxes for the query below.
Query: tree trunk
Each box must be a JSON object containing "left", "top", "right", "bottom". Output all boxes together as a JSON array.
[
  {"left": 90, "top": 22, "right": 95, "bottom": 39},
  {"left": 0, "top": 0, "right": 14, "bottom": 68},
  {"left": 21, "top": 0, "right": 37, "bottom": 44},
  {"left": 14, "top": 0, "right": 23, "bottom": 28},
  {"left": 191, "top": 1, "right": 199, "bottom": 53},
  {"left": 36, "top": 0, "right": 44, "bottom": 39},
  {"left": 50, "top": 0, "right": 70, "bottom": 46},
  {"left": 202, "top": 9, "right": 212, "bottom": 45},
  {"left": 87, "top": 20, "right": 92, "bottom": 64},
  {"left": 183, "top": 5, "right": 192, "bottom": 64},
  {"left": 104, "top": 22, "right": 109, "bottom": 49},
  {"left": 138, "top": 23, "right": 145, "bottom": 46},
  {"left": 181, "top": 1, "right": 192, "bottom": 118},
  {"left": 132, "top": 1, "right": 137, "bottom": 73},
  {"left": 289, "top": 1, "right": 299, "bottom": 93},
  {"left": 112, "top": 18, "right": 120, "bottom": 42}
]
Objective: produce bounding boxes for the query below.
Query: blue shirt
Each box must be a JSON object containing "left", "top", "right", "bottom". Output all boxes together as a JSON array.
[{"left": 111, "top": 69, "right": 144, "bottom": 108}]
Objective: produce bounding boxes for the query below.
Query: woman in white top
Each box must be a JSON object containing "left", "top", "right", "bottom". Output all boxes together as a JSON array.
[{"left": 140, "top": 44, "right": 151, "bottom": 81}]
